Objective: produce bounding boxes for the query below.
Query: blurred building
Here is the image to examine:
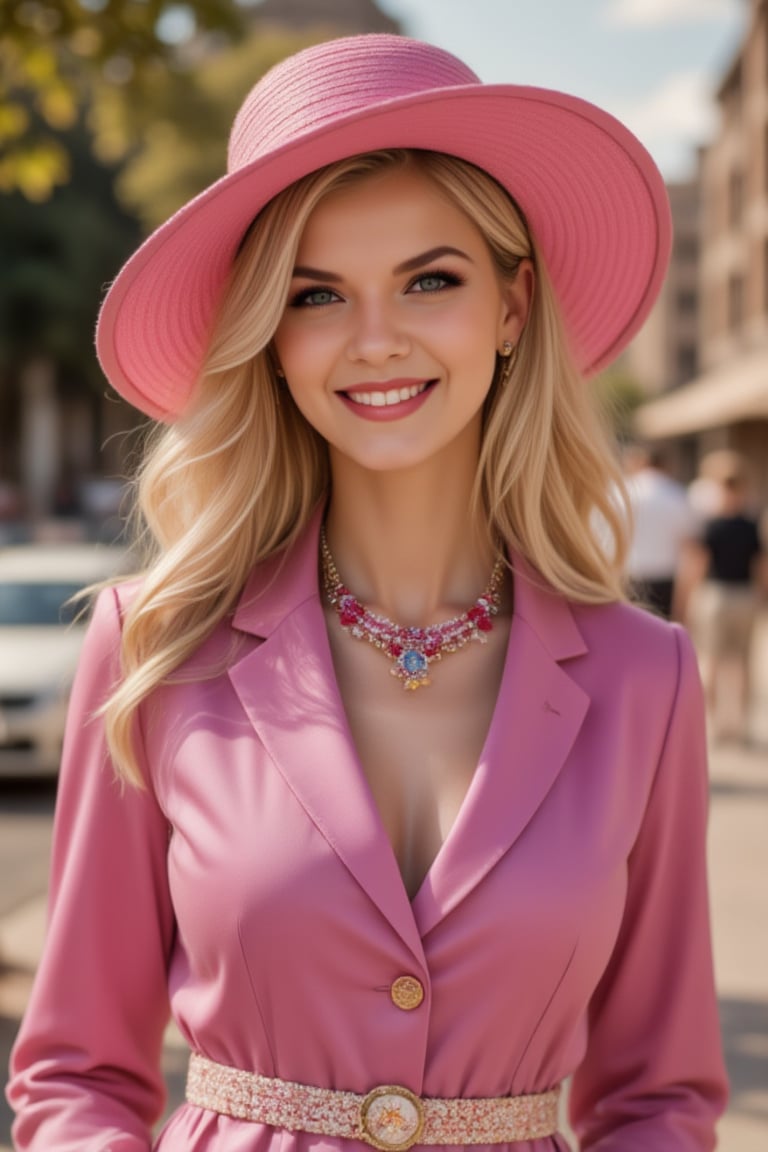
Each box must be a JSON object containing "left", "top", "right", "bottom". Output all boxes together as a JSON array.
[
  {"left": 634, "top": 0, "right": 768, "bottom": 502},
  {"left": 623, "top": 178, "right": 700, "bottom": 397}
]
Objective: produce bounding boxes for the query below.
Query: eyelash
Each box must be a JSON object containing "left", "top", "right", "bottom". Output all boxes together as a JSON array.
[
  {"left": 289, "top": 286, "right": 340, "bottom": 308},
  {"left": 288, "top": 268, "right": 466, "bottom": 308},
  {"left": 409, "top": 268, "right": 465, "bottom": 293}
]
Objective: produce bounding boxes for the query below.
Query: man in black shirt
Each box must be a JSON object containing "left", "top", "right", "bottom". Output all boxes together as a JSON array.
[{"left": 687, "top": 465, "right": 765, "bottom": 743}]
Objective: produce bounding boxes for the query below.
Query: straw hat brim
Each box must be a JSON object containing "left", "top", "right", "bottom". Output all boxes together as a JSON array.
[{"left": 96, "top": 84, "right": 671, "bottom": 421}]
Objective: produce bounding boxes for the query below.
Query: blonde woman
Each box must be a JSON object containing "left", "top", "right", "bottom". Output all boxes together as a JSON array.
[{"left": 8, "top": 35, "right": 727, "bottom": 1152}]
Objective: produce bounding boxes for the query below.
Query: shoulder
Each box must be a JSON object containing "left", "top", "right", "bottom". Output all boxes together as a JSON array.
[
  {"left": 571, "top": 597, "right": 698, "bottom": 705},
  {"left": 67, "top": 581, "right": 146, "bottom": 701},
  {"left": 513, "top": 552, "right": 697, "bottom": 706},
  {"left": 77, "top": 578, "right": 142, "bottom": 654},
  {"left": 81, "top": 581, "right": 130, "bottom": 647},
  {"left": 574, "top": 596, "right": 689, "bottom": 657}
]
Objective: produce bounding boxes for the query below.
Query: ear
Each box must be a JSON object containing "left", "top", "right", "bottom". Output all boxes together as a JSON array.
[{"left": 498, "top": 258, "right": 535, "bottom": 347}]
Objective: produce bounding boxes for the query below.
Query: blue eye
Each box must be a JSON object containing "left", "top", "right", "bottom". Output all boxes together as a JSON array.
[
  {"left": 290, "top": 287, "right": 340, "bottom": 308},
  {"left": 409, "top": 270, "right": 465, "bottom": 293}
]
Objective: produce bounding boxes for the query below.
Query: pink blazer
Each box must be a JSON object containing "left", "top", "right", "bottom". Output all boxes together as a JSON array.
[{"left": 7, "top": 513, "right": 728, "bottom": 1150}]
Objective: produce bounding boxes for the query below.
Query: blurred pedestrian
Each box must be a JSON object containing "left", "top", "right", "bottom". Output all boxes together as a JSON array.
[
  {"left": 623, "top": 443, "right": 698, "bottom": 619},
  {"left": 684, "top": 453, "right": 766, "bottom": 742},
  {"left": 687, "top": 464, "right": 723, "bottom": 523},
  {"left": 7, "top": 33, "right": 727, "bottom": 1152}
]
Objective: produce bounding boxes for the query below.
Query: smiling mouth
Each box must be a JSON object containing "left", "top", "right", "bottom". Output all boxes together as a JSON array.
[{"left": 343, "top": 380, "right": 435, "bottom": 408}]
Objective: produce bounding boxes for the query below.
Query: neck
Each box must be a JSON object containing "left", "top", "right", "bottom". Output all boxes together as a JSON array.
[{"left": 324, "top": 443, "right": 500, "bottom": 626}]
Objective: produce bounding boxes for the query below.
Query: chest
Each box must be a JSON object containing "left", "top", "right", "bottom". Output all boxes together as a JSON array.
[
  {"left": 325, "top": 606, "right": 512, "bottom": 898},
  {"left": 151, "top": 627, "right": 637, "bottom": 1087},
  {"left": 148, "top": 593, "right": 666, "bottom": 1083}
]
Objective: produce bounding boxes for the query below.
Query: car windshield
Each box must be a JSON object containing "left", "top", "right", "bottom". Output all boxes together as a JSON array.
[{"left": 0, "top": 583, "right": 86, "bottom": 626}]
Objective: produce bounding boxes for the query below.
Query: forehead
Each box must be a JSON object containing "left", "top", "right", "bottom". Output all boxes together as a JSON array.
[{"left": 295, "top": 165, "right": 486, "bottom": 259}]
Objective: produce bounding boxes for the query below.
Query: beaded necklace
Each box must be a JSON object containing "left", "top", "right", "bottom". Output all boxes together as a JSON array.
[{"left": 320, "top": 526, "right": 505, "bottom": 691}]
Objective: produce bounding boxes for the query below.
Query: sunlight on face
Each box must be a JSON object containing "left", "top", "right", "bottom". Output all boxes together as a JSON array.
[{"left": 273, "top": 164, "right": 530, "bottom": 478}]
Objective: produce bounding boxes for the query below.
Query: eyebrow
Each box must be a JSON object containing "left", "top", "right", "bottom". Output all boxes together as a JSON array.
[{"left": 291, "top": 245, "right": 473, "bottom": 282}]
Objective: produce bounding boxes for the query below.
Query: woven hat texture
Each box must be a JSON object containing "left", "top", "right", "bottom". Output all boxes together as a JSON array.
[{"left": 96, "top": 34, "right": 671, "bottom": 421}]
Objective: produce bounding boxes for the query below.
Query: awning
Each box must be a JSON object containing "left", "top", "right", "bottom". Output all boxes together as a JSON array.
[{"left": 634, "top": 350, "right": 768, "bottom": 438}]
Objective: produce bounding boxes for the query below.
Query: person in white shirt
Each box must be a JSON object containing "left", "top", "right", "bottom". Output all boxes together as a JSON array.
[{"left": 623, "top": 445, "right": 698, "bottom": 619}]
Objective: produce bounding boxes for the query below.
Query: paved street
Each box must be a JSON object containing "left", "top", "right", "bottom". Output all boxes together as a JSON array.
[{"left": 1, "top": 621, "right": 767, "bottom": 1150}]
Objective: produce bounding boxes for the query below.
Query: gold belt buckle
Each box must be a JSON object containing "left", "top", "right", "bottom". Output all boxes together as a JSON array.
[{"left": 359, "top": 1084, "right": 425, "bottom": 1151}]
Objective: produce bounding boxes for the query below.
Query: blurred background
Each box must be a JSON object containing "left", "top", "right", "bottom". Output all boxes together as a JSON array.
[
  {"left": 0, "top": 1, "right": 767, "bottom": 1149},
  {"left": 0, "top": 0, "right": 764, "bottom": 535}
]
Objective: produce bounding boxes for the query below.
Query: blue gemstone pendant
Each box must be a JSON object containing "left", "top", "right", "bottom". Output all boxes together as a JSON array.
[{"left": 393, "top": 648, "right": 431, "bottom": 691}]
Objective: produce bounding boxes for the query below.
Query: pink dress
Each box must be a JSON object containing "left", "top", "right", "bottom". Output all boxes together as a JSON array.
[{"left": 7, "top": 516, "right": 728, "bottom": 1149}]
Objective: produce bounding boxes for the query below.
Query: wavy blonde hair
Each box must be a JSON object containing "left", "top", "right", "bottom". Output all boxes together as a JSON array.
[{"left": 106, "top": 148, "right": 629, "bottom": 784}]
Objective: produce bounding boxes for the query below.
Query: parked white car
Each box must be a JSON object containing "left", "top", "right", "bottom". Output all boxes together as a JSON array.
[{"left": 0, "top": 544, "right": 130, "bottom": 777}]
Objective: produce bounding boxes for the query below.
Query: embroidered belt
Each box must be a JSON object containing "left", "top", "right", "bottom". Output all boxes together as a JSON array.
[{"left": 186, "top": 1052, "right": 560, "bottom": 1150}]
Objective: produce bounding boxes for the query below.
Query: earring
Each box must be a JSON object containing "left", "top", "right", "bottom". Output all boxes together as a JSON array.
[
  {"left": 267, "top": 344, "right": 285, "bottom": 381},
  {"left": 498, "top": 341, "right": 516, "bottom": 387}
]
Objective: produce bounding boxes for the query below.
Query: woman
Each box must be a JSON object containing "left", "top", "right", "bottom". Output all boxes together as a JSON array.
[{"left": 7, "top": 34, "right": 727, "bottom": 1151}]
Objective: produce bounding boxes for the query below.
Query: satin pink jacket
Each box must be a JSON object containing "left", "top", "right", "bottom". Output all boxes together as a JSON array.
[{"left": 7, "top": 514, "right": 728, "bottom": 1150}]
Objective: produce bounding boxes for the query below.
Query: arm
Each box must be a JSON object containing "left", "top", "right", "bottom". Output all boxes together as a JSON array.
[
  {"left": 7, "top": 587, "right": 175, "bottom": 1151},
  {"left": 569, "top": 627, "right": 728, "bottom": 1150},
  {"left": 673, "top": 537, "right": 709, "bottom": 625},
  {"left": 750, "top": 515, "right": 768, "bottom": 599}
]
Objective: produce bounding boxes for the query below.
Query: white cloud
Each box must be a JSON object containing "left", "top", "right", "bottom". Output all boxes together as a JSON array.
[
  {"left": 610, "top": 71, "right": 719, "bottom": 176},
  {"left": 604, "top": 0, "right": 734, "bottom": 27},
  {"left": 614, "top": 71, "right": 715, "bottom": 137}
]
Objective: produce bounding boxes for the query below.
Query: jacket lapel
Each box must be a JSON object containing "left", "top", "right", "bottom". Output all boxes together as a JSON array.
[
  {"left": 413, "top": 556, "right": 590, "bottom": 936},
  {"left": 229, "top": 513, "right": 591, "bottom": 949},
  {"left": 228, "top": 509, "right": 425, "bottom": 966}
]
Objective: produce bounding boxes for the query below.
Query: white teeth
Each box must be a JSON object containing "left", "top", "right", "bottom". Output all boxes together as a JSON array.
[{"left": 346, "top": 382, "right": 429, "bottom": 407}]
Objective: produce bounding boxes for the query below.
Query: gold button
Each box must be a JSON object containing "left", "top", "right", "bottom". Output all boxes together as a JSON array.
[{"left": 390, "top": 975, "right": 424, "bottom": 1011}]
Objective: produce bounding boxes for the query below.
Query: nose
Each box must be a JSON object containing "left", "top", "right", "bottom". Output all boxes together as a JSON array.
[{"left": 345, "top": 296, "right": 411, "bottom": 365}]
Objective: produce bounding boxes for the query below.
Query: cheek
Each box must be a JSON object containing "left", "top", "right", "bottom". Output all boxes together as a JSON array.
[
  {"left": 274, "top": 323, "right": 336, "bottom": 390},
  {"left": 440, "top": 313, "right": 499, "bottom": 385},
  {"left": 438, "top": 292, "right": 502, "bottom": 352}
]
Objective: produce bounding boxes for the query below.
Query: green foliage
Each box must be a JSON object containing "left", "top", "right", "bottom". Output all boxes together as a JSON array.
[
  {"left": 0, "top": 0, "right": 246, "bottom": 200},
  {"left": 102, "top": 25, "right": 329, "bottom": 230},
  {"left": 0, "top": 118, "right": 140, "bottom": 380}
]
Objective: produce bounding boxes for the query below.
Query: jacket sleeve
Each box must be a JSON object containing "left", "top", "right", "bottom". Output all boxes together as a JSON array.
[
  {"left": 7, "top": 586, "right": 175, "bottom": 1151},
  {"left": 569, "top": 625, "right": 728, "bottom": 1149}
]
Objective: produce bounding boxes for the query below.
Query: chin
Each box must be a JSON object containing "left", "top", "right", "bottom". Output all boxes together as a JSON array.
[{"left": 342, "top": 445, "right": 439, "bottom": 475}]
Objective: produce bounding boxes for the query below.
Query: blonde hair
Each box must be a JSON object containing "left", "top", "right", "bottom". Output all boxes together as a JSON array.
[{"left": 106, "top": 148, "right": 629, "bottom": 784}]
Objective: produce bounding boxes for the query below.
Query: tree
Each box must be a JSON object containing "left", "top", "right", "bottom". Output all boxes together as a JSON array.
[
  {"left": 0, "top": 113, "right": 142, "bottom": 516},
  {"left": 0, "top": 0, "right": 246, "bottom": 200},
  {"left": 0, "top": 5, "right": 349, "bottom": 519},
  {"left": 101, "top": 24, "right": 326, "bottom": 230},
  {"left": 0, "top": 118, "right": 139, "bottom": 378}
]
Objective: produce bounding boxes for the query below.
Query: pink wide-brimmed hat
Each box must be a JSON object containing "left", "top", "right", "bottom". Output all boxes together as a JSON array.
[{"left": 96, "top": 33, "right": 671, "bottom": 421}]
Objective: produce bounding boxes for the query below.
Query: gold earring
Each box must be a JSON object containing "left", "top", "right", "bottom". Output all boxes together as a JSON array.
[
  {"left": 498, "top": 341, "right": 516, "bottom": 387},
  {"left": 267, "top": 344, "right": 285, "bottom": 381}
]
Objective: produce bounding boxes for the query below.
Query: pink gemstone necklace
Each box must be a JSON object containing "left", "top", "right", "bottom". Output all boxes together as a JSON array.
[{"left": 320, "top": 526, "right": 506, "bottom": 691}]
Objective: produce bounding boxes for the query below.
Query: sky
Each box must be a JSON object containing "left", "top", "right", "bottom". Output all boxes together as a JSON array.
[{"left": 375, "top": 0, "right": 747, "bottom": 182}]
